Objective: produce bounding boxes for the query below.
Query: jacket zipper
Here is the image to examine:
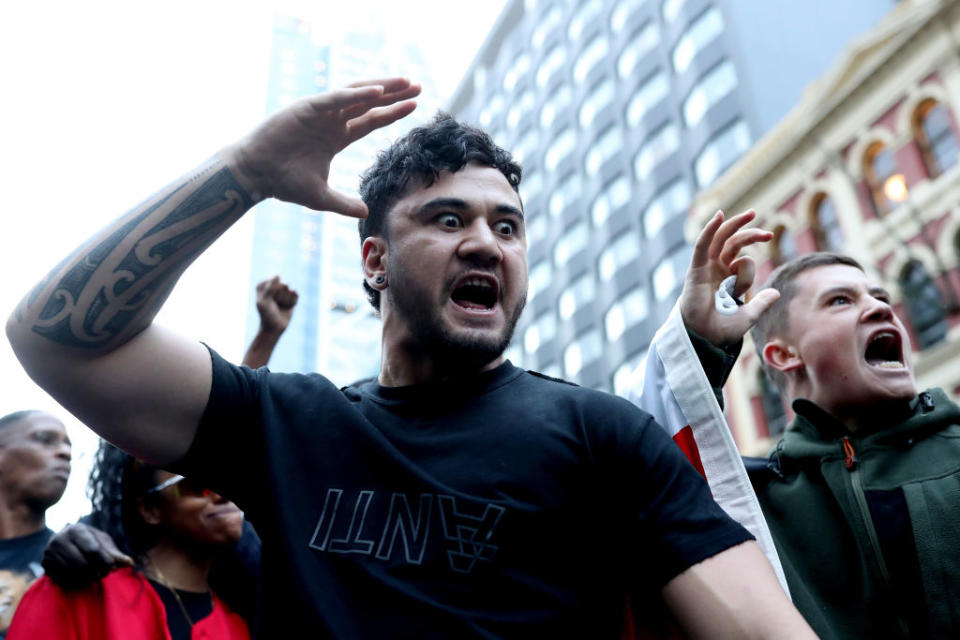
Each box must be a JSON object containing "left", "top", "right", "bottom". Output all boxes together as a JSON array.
[{"left": 841, "top": 436, "right": 911, "bottom": 637}]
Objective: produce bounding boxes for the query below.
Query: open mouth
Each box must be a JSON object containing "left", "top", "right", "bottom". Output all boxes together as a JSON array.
[
  {"left": 451, "top": 275, "right": 499, "bottom": 311},
  {"left": 864, "top": 330, "right": 904, "bottom": 370}
]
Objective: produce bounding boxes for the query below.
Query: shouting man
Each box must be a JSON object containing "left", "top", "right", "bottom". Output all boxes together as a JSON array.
[{"left": 7, "top": 79, "right": 811, "bottom": 638}]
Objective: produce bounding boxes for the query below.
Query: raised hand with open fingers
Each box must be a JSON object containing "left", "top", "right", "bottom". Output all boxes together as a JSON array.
[
  {"left": 225, "top": 78, "right": 421, "bottom": 216},
  {"left": 680, "top": 209, "right": 781, "bottom": 347}
]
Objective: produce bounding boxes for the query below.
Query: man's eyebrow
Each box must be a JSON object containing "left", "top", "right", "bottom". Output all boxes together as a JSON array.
[
  {"left": 869, "top": 286, "right": 891, "bottom": 299},
  {"left": 817, "top": 285, "right": 857, "bottom": 301},
  {"left": 418, "top": 197, "right": 468, "bottom": 214},
  {"left": 417, "top": 198, "right": 524, "bottom": 218}
]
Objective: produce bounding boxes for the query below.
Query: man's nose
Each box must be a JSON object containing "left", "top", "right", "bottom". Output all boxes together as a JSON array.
[
  {"left": 458, "top": 220, "right": 503, "bottom": 266},
  {"left": 863, "top": 296, "right": 895, "bottom": 322},
  {"left": 56, "top": 441, "right": 72, "bottom": 462}
]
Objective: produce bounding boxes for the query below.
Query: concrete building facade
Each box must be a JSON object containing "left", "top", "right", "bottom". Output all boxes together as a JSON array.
[{"left": 448, "top": 0, "right": 894, "bottom": 392}]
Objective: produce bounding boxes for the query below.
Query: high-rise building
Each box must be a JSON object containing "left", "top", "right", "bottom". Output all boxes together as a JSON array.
[
  {"left": 246, "top": 15, "right": 442, "bottom": 384},
  {"left": 448, "top": 0, "right": 894, "bottom": 392},
  {"left": 246, "top": 16, "right": 331, "bottom": 375}
]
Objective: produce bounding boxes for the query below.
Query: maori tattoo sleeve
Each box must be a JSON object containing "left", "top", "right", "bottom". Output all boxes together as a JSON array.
[{"left": 21, "top": 162, "right": 253, "bottom": 350}]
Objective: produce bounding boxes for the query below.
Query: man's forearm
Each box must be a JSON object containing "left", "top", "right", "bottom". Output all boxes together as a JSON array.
[
  {"left": 9, "top": 155, "right": 256, "bottom": 355},
  {"left": 242, "top": 328, "right": 283, "bottom": 369}
]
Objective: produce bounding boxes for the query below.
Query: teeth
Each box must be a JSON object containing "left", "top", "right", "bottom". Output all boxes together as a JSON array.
[
  {"left": 877, "top": 361, "right": 904, "bottom": 369},
  {"left": 463, "top": 278, "right": 492, "bottom": 288}
]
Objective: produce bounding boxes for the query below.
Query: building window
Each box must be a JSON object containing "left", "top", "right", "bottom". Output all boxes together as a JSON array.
[
  {"left": 683, "top": 60, "right": 738, "bottom": 128},
  {"left": 634, "top": 122, "right": 680, "bottom": 181},
  {"left": 585, "top": 126, "right": 623, "bottom": 176},
  {"left": 507, "top": 89, "right": 536, "bottom": 129},
  {"left": 653, "top": 244, "right": 693, "bottom": 301},
  {"left": 520, "top": 171, "right": 544, "bottom": 204},
  {"left": 661, "top": 0, "right": 686, "bottom": 23},
  {"left": 626, "top": 71, "right": 670, "bottom": 127},
  {"left": 559, "top": 272, "right": 596, "bottom": 320},
  {"left": 549, "top": 173, "right": 583, "bottom": 217},
  {"left": 529, "top": 261, "right": 552, "bottom": 300},
  {"left": 478, "top": 94, "right": 504, "bottom": 128},
  {"left": 771, "top": 225, "right": 797, "bottom": 266},
  {"left": 545, "top": 128, "right": 577, "bottom": 171},
  {"left": 863, "top": 142, "right": 898, "bottom": 216},
  {"left": 532, "top": 4, "right": 564, "bottom": 49},
  {"left": 569, "top": 0, "right": 604, "bottom": 40},
  {"left": 580, "top": 78, "right": 616, "bottom": 128},
  {"left": 913, "top": 100, "right": 960, "bottom": 178},
  {"left": 524, "top": 312, "right": 557, "bottom": 354},
  {"left": 536, "top": 45, "right": 567, "bottom": 88},
  {"left": 598, "top": 231, "right": 641, "bottom": 281},
  {"left": 513, "top": 130, "right": 540, "bottom": 165},
  {"left": 643, "top": 178, "right": 691, "bottom": 238},
  {"left": 611, "top": 0, "right": 647, "bottom": 33},
  {"left": 526, "top": 212, "right": 548, "bottom": 245},
  {"left": 555, "top": 221, "right": 590, "bottom": 267},
  {"left": 503, "top": 53, "right": 531, "bottom": 91},
  {"left": 605, "top": 287, "right": 649, "bottom": 341},
  {"left": 540, "top": 85, "right": 573, "bottom": 128},
  {"left": 564, "top": 329, "right": 602, "bottom": 378},
  {"left": 899, "top": 259, "right": 948, "bottom": 348},
  {"left": 612, "top": 349, "right": 648, "bottom": 395},
  {"left": 672, "top": 7, "right": 724, "bottom": 75},
  {"left": 810, "top": 193, "right": 844, "bottom": 251},
  {"left": 618, "top": 22, "right": 660, "bottom": 79},
  {"left": 574, "top": 35, "right": 610, "bottom": 83},
  {"left": 694, "top": 119, "right": 751, "bottom": 187},
  {"left": 591, "top": 174, "right": 632, "bottom": 227}
]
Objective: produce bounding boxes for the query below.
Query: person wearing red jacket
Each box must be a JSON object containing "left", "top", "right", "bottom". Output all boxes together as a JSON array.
[{"left": 7, "top": 444, "right": 248, "bottom": 640}]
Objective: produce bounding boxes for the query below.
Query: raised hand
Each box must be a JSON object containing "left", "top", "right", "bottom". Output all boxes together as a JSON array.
[
  {"left": 226, "top": 78, "right": 420, "bottom": 216},
  {"left": 680, "top": 210, "right": 781, "bottom": 346},
  {"left": 256, "top": 275, "right": 299, "bottom": 335}
]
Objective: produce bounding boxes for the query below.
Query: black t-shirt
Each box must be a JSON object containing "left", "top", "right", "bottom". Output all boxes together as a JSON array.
[
  {"left": 0, "top": 528, "right": 53, "bottom": 638},
  {"left": 177, "top": 350, "right": 751, "bottom": 638}
]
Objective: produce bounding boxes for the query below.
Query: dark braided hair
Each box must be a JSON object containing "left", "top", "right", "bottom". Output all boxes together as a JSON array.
[{"left": 87, "top": 441, "right": 165, "bottom": 564}]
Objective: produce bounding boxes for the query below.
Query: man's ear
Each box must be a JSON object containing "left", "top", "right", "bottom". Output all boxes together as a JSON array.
[
  {"left": 762, "top": 339, "right": 803, "bottom": 375},
  {"left": 362, "top": 236, "right": 388, "bottom": 290}
]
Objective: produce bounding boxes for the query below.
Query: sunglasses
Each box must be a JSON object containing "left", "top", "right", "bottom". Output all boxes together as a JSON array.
[{"left": 145, "top": 474, "right": 213, "bottom": 499}]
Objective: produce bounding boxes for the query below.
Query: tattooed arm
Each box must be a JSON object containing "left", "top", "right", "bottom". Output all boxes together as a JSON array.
[{"left": 5, "top": 79, "right": 419, "bottom": 465}]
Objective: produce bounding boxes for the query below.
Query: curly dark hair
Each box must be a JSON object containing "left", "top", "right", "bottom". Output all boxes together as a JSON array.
[
  {"left": 87, "top": 441, "right": 165, "bottom": 564},
  {"left": 357, "top": 112, "right": 523, "bottom": 312}
]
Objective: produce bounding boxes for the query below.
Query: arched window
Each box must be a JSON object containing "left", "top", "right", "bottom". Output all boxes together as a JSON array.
[
  {"left": 913, "top": 100, "right": 960, "bottom": 178},
  {"left": 758, "top": 371, "right": 787, "bottom": 438},
  {"left": 899, "top": 259, "right": 947, "bottom": 349},
  {"left": 810, "top": 194, "right": 844, "bottom": 252},
  {"left": 770, "top": 225, "right": 797, "bottom": 266},
  {"left": 863, "top": 142, "right": 897, "bottom": 216}
]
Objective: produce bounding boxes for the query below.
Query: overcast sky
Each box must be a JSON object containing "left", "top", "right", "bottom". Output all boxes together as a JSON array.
[{"left": 0, "top": 0, "right": 506, "bottom": 529}]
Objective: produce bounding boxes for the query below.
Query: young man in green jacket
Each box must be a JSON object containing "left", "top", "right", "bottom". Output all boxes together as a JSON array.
[{"left": 745, "top": 252, "right": 959, "bottom": 639}]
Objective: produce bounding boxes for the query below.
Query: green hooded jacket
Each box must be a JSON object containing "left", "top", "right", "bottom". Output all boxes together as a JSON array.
[{"left": 751, "top": 388, "right": 960, "bottom": 639}]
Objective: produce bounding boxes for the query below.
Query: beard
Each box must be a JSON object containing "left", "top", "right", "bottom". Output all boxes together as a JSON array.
[{"left": 388, "top": 261, "right": 526, "bottom": 371}]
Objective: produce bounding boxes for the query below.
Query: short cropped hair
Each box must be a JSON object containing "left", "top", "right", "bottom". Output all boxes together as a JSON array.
[
  {"left": 357, "top": 112, "right": 522, "bottom": 311},
  {"left": 750, "top": 252, "right": 864, "bottom": 391},
  {"left": 0, "top": 410, "right": 41, "bottom": 432}
]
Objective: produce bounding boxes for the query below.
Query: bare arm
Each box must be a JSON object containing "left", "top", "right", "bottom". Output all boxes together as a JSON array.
[
  {"left": 6, "top": 79, "right": 419, "bottom": 465},
  {"left": 242, "top": 276, "right": 299, "bottom": 368},
  {"left": 662, "top": 541, "right": 815, "bottom": 639}
]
